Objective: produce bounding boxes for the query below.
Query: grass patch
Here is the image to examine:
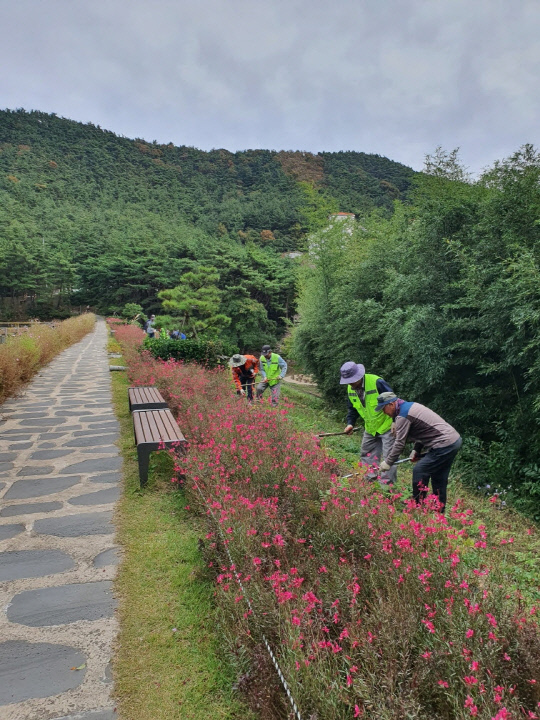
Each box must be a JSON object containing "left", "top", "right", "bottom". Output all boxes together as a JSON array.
[{"left": 110, "top": 359, "right": 254, "bottom": 720}]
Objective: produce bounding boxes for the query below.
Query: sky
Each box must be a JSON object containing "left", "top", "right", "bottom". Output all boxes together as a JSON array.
[{"left": 1, "top": 0, "right": 539, "bottom": 174}]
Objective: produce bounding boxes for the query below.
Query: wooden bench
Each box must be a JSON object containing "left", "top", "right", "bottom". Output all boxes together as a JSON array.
[
  {"left": 128, "top": 386, "right": 168, "bottom": 412},
  {"left": 133, "top": 409, "right": 187, "bottom": 487}
]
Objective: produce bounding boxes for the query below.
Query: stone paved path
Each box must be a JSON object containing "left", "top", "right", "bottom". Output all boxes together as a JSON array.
[{"left": 0, "top": 320, "right": 120, "bottom": 720}]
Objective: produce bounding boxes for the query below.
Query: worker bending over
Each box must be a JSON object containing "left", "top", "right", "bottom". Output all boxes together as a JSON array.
[
  {"left": 377, "top": 392, "right": 462, "bottom": 513},
  {"left": 229, "top": 353, "right": 260, "bottom": 401}
]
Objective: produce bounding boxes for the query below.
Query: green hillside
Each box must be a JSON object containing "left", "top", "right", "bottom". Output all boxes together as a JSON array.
[{"left": 0, "top": 108, "right": 414, "bottom": 346}]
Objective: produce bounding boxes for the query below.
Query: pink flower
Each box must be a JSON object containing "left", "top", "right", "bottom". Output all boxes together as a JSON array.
[
  {"left": 354, "top": 705, "right": 362, "bottom": 717},
  {"left": 466, "top": 629, "right": 474, "bottom": 638},
  {"left": 438, "top": 680, "right": 449, "bottom": 688},
  {"left": 253, "top": 557, "right": 262, "bottom": 566}
]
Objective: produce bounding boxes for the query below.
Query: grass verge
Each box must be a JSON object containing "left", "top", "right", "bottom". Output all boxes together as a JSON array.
[{"left": 109, "top": 347, "right": 254, "bottom": 720}]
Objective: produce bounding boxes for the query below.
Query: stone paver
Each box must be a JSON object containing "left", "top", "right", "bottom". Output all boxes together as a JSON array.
[
  {"left": 0, "top": 641, "right": 87, "bottom": 705},
  {"left": 69, "top": 488, "right": 120, "bottom": 506},
  {"left": 0, "top": 523, "right": 24, "bottom": 541},
  {"left": 0, "top": 550, "right": 75, "bottom": 582},
  {"left": 34, "top": 511, "right": 114, "bottom": 537},
  {"left": 93, "top": 548, "right": 119, "bottom": 568},
  {"left": 0, "top": 501, "right": 63, "bottom": 517},
  {"left": 7, "top": 581, "right": 114, "bottom": 626},
  {"left": 52, "top": 709, "right": 116, "bottom": 720},
  {"left": 0, "top": 320, "right": 121, "bottom": 719},
  {"left": 4, "top": 476, "right": 82, "bottom": 500}
]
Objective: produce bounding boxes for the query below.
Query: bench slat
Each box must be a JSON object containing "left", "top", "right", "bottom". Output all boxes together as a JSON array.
[
  {"left": 153, "top": 409, "right": 180, "bottom": 442},
  {"left": 162, "top": 411, "right": 185, "bottom": 442},
  {"left": 140, "top": 410, "right": 154, "bottom": 442}
]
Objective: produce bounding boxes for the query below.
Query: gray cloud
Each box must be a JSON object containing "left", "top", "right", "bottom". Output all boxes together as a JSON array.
[{"left": 1, "top": 0, "right": 539, "bottom": 172}]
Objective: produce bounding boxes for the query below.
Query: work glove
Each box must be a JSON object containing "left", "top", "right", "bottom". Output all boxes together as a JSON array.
[
  {"left": 238, "top": 389, "right": 246, "bottom": 396},
  {"left": 343, "top": 425, "right": 355, "bottom": 435},
  {"left": 409, "top": 450, "right": 420, "bottom": 463},
  {"left": 379, "top": 460, "right": 391, "bottom": 472}
]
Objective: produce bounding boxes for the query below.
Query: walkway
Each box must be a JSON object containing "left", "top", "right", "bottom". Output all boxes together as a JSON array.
[{"left": 0, "top": 320, "right": 120, "bottom": 720}]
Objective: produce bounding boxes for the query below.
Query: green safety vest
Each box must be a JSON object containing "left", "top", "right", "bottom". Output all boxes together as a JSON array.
[
  {"left": 261, "top": 353, "right": 281, "bottom": 387},
  {"left": 347, "top": 373, "right": 392, "bottom": 436}
]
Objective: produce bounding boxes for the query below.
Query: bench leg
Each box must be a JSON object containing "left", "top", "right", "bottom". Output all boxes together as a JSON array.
[{"left": 137, "top": 446, "right": 151, "bottom": 487}]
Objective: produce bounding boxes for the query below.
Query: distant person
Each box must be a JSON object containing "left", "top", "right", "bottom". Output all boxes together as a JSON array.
[
  {"left": 339, "top": 361, "right": 396, "bottom": 486},
  {"left": 144, "top": 314, "right": 156, "bottom": 339},
  {"left": 376, "top": 392, "right": 462, "bottom": 513},
  {"left": 256, "top": 345, "right": 287, "bottom": 406},
  {"left": 229, "top": 353, "right": 260, "bottom": 401}
]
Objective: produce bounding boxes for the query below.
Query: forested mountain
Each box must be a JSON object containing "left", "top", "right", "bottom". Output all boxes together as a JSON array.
[{"left": 0, "top": 108, "right": 414, "bottom": 346}]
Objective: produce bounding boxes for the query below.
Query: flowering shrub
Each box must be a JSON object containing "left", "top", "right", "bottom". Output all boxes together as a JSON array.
[
  {"left": 0, "top": 314, "right": 96, "bottom": 403},
  {"left": 114, "top": 321, "right": 540, "bottom": 719}
]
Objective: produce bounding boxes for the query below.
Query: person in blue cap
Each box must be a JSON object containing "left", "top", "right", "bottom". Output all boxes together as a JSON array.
[
  {"left": 339, "top": 361, "right": 396, "bottom": 486},
  {"left": 376, "top": 391, "right": 462, "bottom": 513}
]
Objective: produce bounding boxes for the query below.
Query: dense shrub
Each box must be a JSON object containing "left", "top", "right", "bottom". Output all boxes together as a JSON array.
[
  {"left": 0, "top": 314, "right": 96, "bottom": 403},
  {"left": 114, "top": 326, "right": 540, "bottom": 720},
  {"left": 143, "top": 336, "right": 236, "bottom": 368}
]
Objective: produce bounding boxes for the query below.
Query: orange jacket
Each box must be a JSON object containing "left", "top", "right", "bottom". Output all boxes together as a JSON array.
[{"left": 231, "top": 355, "right": 260, "bottom": 390}]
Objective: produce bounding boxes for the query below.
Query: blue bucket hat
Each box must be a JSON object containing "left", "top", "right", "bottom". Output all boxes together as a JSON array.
[{"left": 339, "top": 361, "right": 365, "bottom": 385}]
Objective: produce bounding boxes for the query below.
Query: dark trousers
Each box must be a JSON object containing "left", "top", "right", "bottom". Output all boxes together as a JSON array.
[
  {"left": 412, "top": 437, "right": 462, "bottom": 512},
  {"left": 238, "top": 375, "right": 255, "bottom": 401}
]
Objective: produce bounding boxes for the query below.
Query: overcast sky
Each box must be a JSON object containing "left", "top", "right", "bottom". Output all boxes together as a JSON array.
[{"left": 2, "top": 0, "right": 539, "bottom": 173}]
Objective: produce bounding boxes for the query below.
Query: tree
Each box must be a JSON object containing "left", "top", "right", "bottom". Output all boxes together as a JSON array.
[
  {"left": 423, "top": 146, "right": 471, "bottom": 183},
  {"left": 158, "top": 266, "right": 230, "bottom": 338}
]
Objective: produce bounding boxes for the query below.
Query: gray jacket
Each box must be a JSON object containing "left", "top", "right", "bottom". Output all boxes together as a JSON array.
[{"left": 386, "top": 401, "right": 460, "bottom": 466}]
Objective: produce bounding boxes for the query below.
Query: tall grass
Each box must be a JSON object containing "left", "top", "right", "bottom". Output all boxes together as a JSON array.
[
  {"left": 114, "top": 322, "right": 540, "bottom": 720},
  {"left": 0, "top": 314, "right": 96, "bottom": 403}
]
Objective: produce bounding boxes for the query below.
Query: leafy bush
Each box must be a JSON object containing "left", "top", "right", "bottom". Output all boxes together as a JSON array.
[
  {"left": 143, "top": 336, "right": 236, "bottom": 368},
  {"left": 120, "top": 303, "right": 145, "bottom": 322}
]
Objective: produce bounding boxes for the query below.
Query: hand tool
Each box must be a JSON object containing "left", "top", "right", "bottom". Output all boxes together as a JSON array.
[{"left": 317, "top": 427, "right": 362, "bottom": 438}]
